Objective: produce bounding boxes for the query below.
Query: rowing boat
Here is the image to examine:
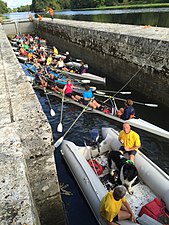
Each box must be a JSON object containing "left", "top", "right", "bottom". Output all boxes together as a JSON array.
[
  {"left": 33, "top": 86, "right": 169, "bottom": 140},
  {"left": 61, "top": 127, "right": 169, "bottom": 225},
  {"left": 25, "top": 62, "right": 106, "bottom": 85}
]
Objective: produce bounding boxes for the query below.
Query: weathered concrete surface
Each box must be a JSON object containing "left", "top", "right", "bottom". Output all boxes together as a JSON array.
[
  {"left": 2, "top": 20, "right": 34, "bottom": 36},
  {"left": 34, "top": 18, "right": 169, "bottom": 106},
  {"left": 0, "top": 24, "right": 65, "bottom": 224}
]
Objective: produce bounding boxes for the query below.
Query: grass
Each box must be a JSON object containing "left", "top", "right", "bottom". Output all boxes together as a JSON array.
[{"left": 72, "top": 3, "right": 169, "bottom": 11}]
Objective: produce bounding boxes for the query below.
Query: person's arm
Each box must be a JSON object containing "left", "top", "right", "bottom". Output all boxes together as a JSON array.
[
  {"left": 62, "top": 85, "right": 66, "bottom": 95},
  {"left": 123, "top": 201, "right": 136, "bottom": 223},
  {"left": 124, "top": 134, "right": 141, "bottom": 151}
]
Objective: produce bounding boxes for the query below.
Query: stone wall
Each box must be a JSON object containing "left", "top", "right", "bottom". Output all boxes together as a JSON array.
[
  {"left": 2, "top": 20, "right": 34, "bottom": 36},
  {"left": 0, "top": 24, "right": 65, "bottom": 224},
  {"left": 34, "top": 18, "right": 169, "bottom": 106}
]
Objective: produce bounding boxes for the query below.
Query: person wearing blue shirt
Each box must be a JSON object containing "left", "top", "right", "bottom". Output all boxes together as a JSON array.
[
  {"left": 120, "top": 99, "right": 135, "bottom": 120},
  {"left": 82, "top": 85, "right": 102, "bottom": 110}
]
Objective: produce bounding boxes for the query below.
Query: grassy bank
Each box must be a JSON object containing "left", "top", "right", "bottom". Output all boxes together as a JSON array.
[{"left": 73, "top": 3, "right": 169, "bottom": 11}]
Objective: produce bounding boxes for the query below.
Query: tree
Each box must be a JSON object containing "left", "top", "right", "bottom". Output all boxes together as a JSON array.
[{"left": 0, "top": 0, "right": 8, "bottom": 14}]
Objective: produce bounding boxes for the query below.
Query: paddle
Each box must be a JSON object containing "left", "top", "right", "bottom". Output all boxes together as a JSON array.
[
  {"left": 96, "top": 90, "right": 131, "bottom": 95},
  {"left": 57, "top": 95, "right": 64, "bottom": 133},
  {"left": 94, "top": 93, "right": 158, "bottom": 107},
  {"left": 54, "top": 99, "right": 93, "bottom": 148},
  {"left": 44, "top": 87, "right": 56, "bottom": 116}
]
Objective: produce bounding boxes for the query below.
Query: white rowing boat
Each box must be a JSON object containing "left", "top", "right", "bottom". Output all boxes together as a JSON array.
[
  {"left": 61, "top": 127, "right": 169, "bottom": 225},
  {"left": 33, "top": 86, "right": 169, "bottom": 140},
  {"left": 52, "top": 68, "right": 106, "bottom": 84}
]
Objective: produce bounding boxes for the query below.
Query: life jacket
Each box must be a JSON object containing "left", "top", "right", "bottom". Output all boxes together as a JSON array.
[
  {"left": 138, "top": 198, "right": 165, "bottom": 221},
  {"left": 88, "top": 159, "right": 103, "bottom": 176}
]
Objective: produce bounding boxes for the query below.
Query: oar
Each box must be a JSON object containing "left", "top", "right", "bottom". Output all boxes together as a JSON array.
[
  {"left": 57, "top": 95, "right": 64, "bottom": 133},
  {"left": 96, "top": 90, "right": 131, "bottom": 95},
  {"left": 94, "top": 93, "right": 158, "bottom": 107},
  {"left": 54, "top": 99, "right": 93, "bottom": 148},
  {"left": 44, "top": 88, "right": 56, "bottom": 116}
]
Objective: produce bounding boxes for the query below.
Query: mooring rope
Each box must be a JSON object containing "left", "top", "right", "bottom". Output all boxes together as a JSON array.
[{"left": 112, "top": 37, "right": 164, "bottom": 98}]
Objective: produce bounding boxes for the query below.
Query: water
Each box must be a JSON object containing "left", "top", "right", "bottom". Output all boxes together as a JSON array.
[
  {"left": 35, "top": 81, "right": 169, "bottom": 225},
  {"left": 3, "top": 7, "right": 169, "bottom": 27}
]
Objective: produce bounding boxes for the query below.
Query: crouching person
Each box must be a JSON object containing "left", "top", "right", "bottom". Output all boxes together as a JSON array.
[{"left": 100, "top": 185, "right": 136, "bottom": 225}]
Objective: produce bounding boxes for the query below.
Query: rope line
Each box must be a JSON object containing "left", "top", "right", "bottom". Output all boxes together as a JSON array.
[{"left": 112, "top": 39, "right": 163, "bottom": 98}]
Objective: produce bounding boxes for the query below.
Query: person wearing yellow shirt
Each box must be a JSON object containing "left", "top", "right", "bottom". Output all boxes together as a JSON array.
[
  {"left": 46, "top": 54, "right": 53, "bottom": 65},
  {"left": 119, "top": 123, "right": 141, "bottom": 163},
  {"left": 53, "top": 46, "right": 58, "bottom": 56},
  {"left": 100, "top": 185, "right": 136, "bottom": 225}
]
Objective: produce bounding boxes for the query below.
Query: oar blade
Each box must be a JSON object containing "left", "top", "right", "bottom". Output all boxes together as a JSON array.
[
  {"left": 50, "top": 109, "right": 56, "bottom": 116},
  {"left": 120, "top": 92, "right": 131, "bottom": 95},
  {"left": 54, "top": 136, "right": 64, "bottom": 148},
  {"left": 145, "top": 104, "right": 158, "bottom": 107},
  {"left": 57, "top": 123, "right": 63, "bottom": 133},
  {"left": 81, "top": 79, "right": 91, "bottom": 84}
]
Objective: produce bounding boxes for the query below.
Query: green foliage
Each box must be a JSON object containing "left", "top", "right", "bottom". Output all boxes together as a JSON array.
[
  {"left": 31, "top": 0, "right": 61, "bottom": 11},
  {"left": 0, "top": 0, "right": 8, "bottom": 14},
  {"left": 16, "top": 5, "right": 31, "bottom": 12},
  {"left": 30, "top": 0, "right": 169, "bottom": 11}
]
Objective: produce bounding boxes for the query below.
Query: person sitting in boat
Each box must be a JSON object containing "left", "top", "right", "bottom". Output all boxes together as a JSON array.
[
  {"left": 53, "top": 46, "right": 58, "bottom": 56},
  {"left": 78, "top": 61, "right": 87, "bottom": 74},
  {"left": 46, "top": 54, "right": 53, "bottom": 65},
  {"left": 19, "top": 46, "right": 27, "bottom": 56},
  {"left": 119, "top": 122, "right": 141, "bottom": 163},
  {"left": 100, "top": 185, "right": 136, "bottom": 225},
  {"left": 82, "top": 85, "right": 102, "bottom": 110},
  {"left": 116, "top": 99, "right": 135, "bottom": 120},
  {"left": 64, "top": 51, "right": 71, "bottom": 63},
  {"left": 35, "top": 69, "right": 47, "bottom": 88},
  {"left": 62, "top": 79, "right": 81, "bottom": 101},
  {"left": 57, "top": 57, "right": 69, "bottom": 71},
  {"left": 46, "top": 76, "right": 62, "bottom": 93}
]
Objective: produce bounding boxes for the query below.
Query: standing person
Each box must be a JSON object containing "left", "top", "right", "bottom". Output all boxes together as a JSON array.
[
  {"left": 62, "top": 79, "right": 81, "bottom": 101},
  {"left": 48, "top": 7, "right": 54, "bottom": 20},
  {"left": 82, "top": 85, "right": 102, "bottom": 110},
  {"left": 100, "top": 185, "right": 136, "bottom": 225},
  {"left": 118, "top": 123, "right": 141, "bottom": 163}
]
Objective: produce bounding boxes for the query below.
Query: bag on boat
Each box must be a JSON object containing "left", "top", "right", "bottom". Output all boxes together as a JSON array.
[
  {"left": 138, "top": 198, "right": 165, "bottom": 221},
  {"left": 88, "top": 159, "right": 103, "bottom": 176}
]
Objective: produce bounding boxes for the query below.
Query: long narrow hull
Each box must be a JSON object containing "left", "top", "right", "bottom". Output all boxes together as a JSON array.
[{"left": 33, "top": 86, "right": 169, "bottom": 140}]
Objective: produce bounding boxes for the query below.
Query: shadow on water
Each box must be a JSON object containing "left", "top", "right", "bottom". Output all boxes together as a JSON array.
[{"left": 35, "top": 85, "right": 169, "bottom": 225}]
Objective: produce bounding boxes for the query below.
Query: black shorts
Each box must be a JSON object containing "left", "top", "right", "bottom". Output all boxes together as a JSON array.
[
  {"left": 119, "top": 146, "right": 137, "bottom": 156},
  {"left": 65, "top": 93, "right": 75, "bottom": 98},
  {"left": 82, "top": 99, "right": 89, "bottom": 105},
  {"left": 113, "top": 214, "right": 118, "bottom": 222}
]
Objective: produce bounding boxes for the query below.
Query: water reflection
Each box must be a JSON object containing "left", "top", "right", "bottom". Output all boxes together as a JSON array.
[
  {"left": 55, "top": 10, "right": 169, "bottom": 27},
  {"left": 3, "top": 7, "right": 169, "bottom": 27}
]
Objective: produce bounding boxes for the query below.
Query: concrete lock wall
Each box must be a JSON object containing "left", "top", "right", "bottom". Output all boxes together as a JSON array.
[
  {"left": 34, "top": 19, "right": 169, "bottom": 106},
  {"left": 2, "top": 20, "right": 34, "bottom": 36},
  {"left": 0, "top": 24, "right": 65, "bottom": 225}
]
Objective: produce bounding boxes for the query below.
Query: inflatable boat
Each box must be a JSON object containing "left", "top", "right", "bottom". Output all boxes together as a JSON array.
[{"left": 61, "top": 127, "right": 169, "bottom": 225}]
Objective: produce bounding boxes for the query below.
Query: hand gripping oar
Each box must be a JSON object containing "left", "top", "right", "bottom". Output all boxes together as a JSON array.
[
  {"left": 95, "top": 93, "right": 158, "bottom": 107},
  {"left": 44, "top": 88, "right": 56, "bottom": 116},
  {"left": 57, "top": 95, "right": 64, "bottom": 133},
  {"left": 54, "top": 98, "right": 93, "bottom": 148}
]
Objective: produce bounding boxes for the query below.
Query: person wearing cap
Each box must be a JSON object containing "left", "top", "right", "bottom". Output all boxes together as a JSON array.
[
  {"left": 100, "top": 185, "right": 136, "bottom": 225},
  {"left": 64, "top": 51, "right": 71, "bottom": 63}
]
